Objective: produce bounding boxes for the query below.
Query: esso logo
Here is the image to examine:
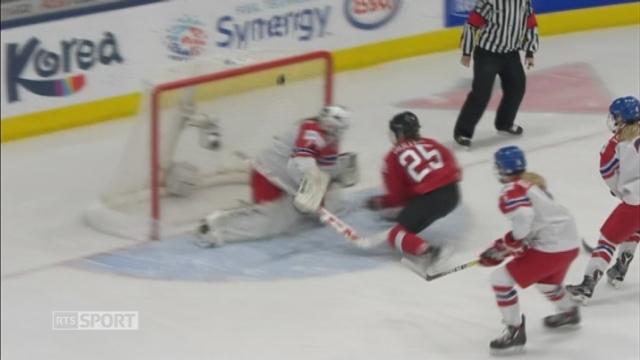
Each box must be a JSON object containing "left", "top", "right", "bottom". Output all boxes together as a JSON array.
[{"left": 344, "top": 0, "right": 401, "bottom": 30}]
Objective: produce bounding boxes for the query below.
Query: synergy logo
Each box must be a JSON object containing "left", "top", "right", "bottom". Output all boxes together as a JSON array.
[
  {"left": 344, "top": 0, "right": 401, "bottom": 30},
  {"left": 165, "top": 16, "right": 208, "bottom": 61},
  {"left": 216, "top": 3, "right": 331, "bottom": 49},
  {"left": 5, "top": 32, "right": 123, "bottom": 103}
]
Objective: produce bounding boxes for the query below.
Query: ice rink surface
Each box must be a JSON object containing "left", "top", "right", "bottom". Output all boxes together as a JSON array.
[{"left": 2, "top": 26, "right": 639, "bottom": 360}]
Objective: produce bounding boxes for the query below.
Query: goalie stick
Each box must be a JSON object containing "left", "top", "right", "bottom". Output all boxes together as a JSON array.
[
  {"left": 235, "top": 152, "right": 363, "bottom": 244},
  {"left": 402, "top": 258, "right": 480, "bottom": 282}
]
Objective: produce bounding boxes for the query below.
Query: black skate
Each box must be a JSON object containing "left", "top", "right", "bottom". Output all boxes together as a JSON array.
[
  {"left": 490, "top": 315, "right": 526, "bottom": 354},
  {"left": 565, "top": 270, "right": 602, "bottom": 305},
  {"left": 543, "top": 306, "right": 580, "bottom": 328},
  {"left": 497, "top": 124, "right": 524, "bottom": 136},
  {"left": 454, "top": 135, "right": 471, "bottom": 150},
  {"left": 606, "top": 252, "right": 634, "bottom": 287}
]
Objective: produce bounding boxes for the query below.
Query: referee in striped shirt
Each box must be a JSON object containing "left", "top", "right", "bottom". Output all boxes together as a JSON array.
[{"left": 453, "top": 0, "right": 539, "bottom": 148}]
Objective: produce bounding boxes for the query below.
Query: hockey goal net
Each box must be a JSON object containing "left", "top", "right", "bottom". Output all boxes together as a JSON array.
[{"left": 85, "top": 50, "right": 333, "bottom": 240}]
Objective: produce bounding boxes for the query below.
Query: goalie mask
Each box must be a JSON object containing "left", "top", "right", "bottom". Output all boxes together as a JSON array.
[{"left": 318, "top": 105, "right": 350, "bottom": 136}]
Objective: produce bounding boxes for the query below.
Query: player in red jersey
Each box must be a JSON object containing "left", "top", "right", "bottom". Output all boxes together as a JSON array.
[
  {"left": 197, "top": 105, "right": 358, "bottom": 246},
  {"left": 365, "top": 111, "right": 461, "bottom": 264},
  {"left": 567, "top": 96, "right": 640, "bottom": 302}
]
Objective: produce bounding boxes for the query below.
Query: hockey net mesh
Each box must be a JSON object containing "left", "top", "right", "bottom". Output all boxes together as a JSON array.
[{"left": 85, "top": 51, "right": 332, "bottom": 240}]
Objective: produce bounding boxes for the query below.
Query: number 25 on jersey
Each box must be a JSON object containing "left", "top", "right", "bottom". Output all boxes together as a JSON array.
[{"left": 399, "top": 144, "right": 444, "bottom": 182}]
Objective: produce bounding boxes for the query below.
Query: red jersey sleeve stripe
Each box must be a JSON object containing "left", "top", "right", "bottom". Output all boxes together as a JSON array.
[
  {"left": 468, "top": 10, "right": 487, "bottom": 28},
  {"left": 527, "top": 12, "right": 538, "bottom": 29},
  {"left": 600, "top": 158, "right": 619, "bottom": 178},
  {"left": 500, "top": 197, "right": 532, "bottom": 212},
  {"left": 292, "top": 147, "right": 317, "bottom": 157}
]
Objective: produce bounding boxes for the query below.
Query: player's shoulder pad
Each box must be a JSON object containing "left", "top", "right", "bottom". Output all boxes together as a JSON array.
[
  {"left": 383, "top": 148, "right": 398, "bottom": 167},
  {"left": 421, "top": 137, "right": 452, "bottom": 153},
  {"left": 300, "top": 119, "right": 323, "bottom": 132},
  {"left": 499, "top": 181, "right": 532, "bottom": 213},
  {"left": 297, "top": 120, "right": 326, "bottom": 148}
]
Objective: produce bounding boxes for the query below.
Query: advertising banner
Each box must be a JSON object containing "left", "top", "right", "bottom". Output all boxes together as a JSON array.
[
  {"left": 445, "top": 0, "right": 638, "bottom": 27},
  {"left": 2, "top": 0, "right": 445, "bottom": 119},
  {"left": 1, "top": 0, "right": 162, "bottom": 29},
  {"left": 1, "top": 9, "right": 144, "bottom": 118},
  {"left": 2, "top": 1, "right": 118, "bottom": 23}
]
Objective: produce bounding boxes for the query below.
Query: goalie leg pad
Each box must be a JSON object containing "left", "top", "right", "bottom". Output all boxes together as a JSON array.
[
  {"left": 196, "top": 211, "right": 225, "bottom": 247},
  {"left": 201, "top": 199, "right": 307, "bottom": 244},
  {"left": 294, "top": 168, "right": 330, "bottom": 214}
]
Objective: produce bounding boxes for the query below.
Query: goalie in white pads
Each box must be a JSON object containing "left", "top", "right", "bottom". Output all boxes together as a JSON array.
[{"left": 197, "top": 105, "right": 358, "bottom": 246}]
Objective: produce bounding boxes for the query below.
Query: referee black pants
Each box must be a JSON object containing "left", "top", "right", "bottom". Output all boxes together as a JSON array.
[{"left": 454, "top": 48, "right": 526, "bottom": 139}]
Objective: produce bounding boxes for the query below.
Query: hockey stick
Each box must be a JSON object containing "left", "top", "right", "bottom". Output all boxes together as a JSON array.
[
  {"left": 241, "top": 153, "right": 363, "bottom": 243},
  {"left": 403, "top": 258, "right": 480, "bottom": 282},
  {"left": 425, "top": 260, "right": 480, "bottom": 281}
]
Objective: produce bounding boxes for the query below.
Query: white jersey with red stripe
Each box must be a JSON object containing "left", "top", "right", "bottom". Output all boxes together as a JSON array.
[
  {"left": 600, "top": 135, "right": 640, "bottom": 205},
  {"left": 253, "top": 119, "right": 340, "bottom": 191},
  {"left": 499, "top": 179, "right": 579, "bottom": 253}
]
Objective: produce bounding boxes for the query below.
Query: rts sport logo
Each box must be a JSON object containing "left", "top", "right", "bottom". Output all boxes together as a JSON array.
[
  {"left": 344, "top": 0, "right": 401, "bottom": 30},
  {"left": 5, "top": 32, "right": 124, "bottom": 103},
  {"left": 165, "top": 16, "right": 208, "bottom": 61}
]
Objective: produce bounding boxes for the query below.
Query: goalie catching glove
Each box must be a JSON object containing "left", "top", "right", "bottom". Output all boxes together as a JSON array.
[{"left": 294, "top": 167, "right": 330, "bottom": 214}]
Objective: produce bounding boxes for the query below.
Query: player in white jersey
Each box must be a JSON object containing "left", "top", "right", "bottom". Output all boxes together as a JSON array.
[
  {"left": 478, "top": 146, "right": 580, "bottom": 354},
  {"left": 196, "top": 105, "right": 358, "bottom": 247},
  {"left": 567, "top": 96, "right": 640, "bottom": 302}
]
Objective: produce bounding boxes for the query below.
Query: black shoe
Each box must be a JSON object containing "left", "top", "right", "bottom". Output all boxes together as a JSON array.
[
  {"left": 497, "top": 125, "right": 524, "bottom": 136},
  {"left": 566, "top": 270, "right": 602, "bottom": 305},
  {"left": 544, "top": 306, "right": 580, "bottom": 328},
  {"left": 606, "top": 252, "right": 634, "bottom": 287},
  {"left": 490, "top": 315, "right": 526, "bottom": 353},
  {"left": 454, "top": 135, "right": 471, "bottom": 149}
]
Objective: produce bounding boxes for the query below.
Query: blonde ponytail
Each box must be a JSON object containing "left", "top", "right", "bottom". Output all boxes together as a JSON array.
[
  {"left": 618, "top": 122, "right": 640, "bottom": 142},
  {"left": 521, "top": 171, "right": 547, "bottom": 189}
]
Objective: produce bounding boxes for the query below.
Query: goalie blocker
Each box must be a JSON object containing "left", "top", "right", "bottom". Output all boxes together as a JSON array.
[{"left": 294, "top": 152, "right": 358, "bottom": 213}]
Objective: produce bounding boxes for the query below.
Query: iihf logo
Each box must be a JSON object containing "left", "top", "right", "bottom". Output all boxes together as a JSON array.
[
  {"left": 5, "top": 32, "right": 124, "bottom": 103},
  {"left": 165, "top": 16, "right": 208, "bottom": 61}
]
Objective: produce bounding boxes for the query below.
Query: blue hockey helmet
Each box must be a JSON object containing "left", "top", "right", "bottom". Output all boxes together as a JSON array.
[
  {"left": 494, "top": 145, "right": 526, "bottom": 176},
  {"left": 609, "top": 96, "right": 640, "bottom": 124}
]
